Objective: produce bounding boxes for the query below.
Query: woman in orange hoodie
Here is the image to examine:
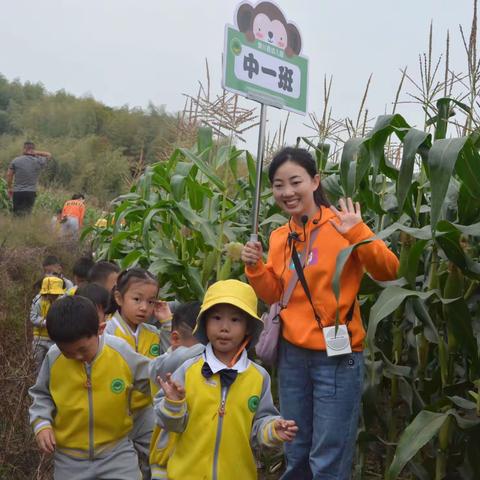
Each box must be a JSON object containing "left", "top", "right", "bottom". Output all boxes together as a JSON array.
[{"left": 242, "top": 147, "right": 399, "bottom": 480}]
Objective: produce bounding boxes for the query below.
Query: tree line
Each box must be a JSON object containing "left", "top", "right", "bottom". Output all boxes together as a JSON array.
[{"left": 0, "top": 74, "right": 179, "bottom": 203}]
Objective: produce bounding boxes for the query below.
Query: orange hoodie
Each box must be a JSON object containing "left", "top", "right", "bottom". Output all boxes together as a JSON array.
[{"left": 245, "top": 207, "right": 399, "bottom": 351}]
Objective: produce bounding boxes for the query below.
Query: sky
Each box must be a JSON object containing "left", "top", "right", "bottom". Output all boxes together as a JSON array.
[{"left": 1, "top": 0, "right": 476, "bottom": 151}]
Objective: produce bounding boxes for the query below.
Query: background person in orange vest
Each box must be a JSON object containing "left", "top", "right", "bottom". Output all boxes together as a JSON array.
[{"left": 60, "top": 193, "right": 86, "bottom": 239}]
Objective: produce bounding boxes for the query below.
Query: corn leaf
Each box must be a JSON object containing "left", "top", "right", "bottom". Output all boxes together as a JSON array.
[
  {"left": 385, "top": 410, "right": 449, "bottom": 480},
  {"left": 397, "top": 129, "right": 431, "bottom": 213},
  {"left": 428, "top": 137, "right": 468, "bottom": 230}
]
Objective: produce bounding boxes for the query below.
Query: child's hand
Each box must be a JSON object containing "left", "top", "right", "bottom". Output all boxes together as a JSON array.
[
  {"left": 274, "top": 419, "right": 298, "bottom": 442},
  {"left": 158, "top": 373, "right": 185, "bottom": 401},
  {"left": 154, "top": 301, "right": 172, "bottom": 322},
  {"left": 36, "top": 428, "right": 56, "bottom": 454}
]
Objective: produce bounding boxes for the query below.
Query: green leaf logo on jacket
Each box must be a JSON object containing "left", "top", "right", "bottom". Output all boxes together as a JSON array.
[
  {"left": 111, "top": 378, "right": 126, "bottom": 394},
  {"left": 149, "top": 344, "right": 160, "bottom": 356},
  {"left": 248, "top": 395, "right": 260, "bottom": 412}
]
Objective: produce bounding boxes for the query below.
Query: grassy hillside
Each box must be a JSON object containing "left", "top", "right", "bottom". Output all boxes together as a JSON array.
[{"left": 0, "top": 74, "right": 179, "bottom": 203}]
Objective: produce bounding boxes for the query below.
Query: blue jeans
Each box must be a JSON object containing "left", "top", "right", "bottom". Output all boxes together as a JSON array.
[{"left": 278, "top": 338, "right": 364, "bottom": 480}]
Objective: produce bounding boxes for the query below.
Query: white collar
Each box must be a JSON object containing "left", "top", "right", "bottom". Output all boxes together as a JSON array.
[
  {"left": 204, "top": 343, "right": 249, "bottom": 373},
  {"left": 113, "top": 311, "right": 141, "bottom": 338}
]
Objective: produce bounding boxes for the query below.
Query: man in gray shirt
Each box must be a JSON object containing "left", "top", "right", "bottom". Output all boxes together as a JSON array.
[{"left": 6, "top": 141, "right": 51, "bottom": 215}]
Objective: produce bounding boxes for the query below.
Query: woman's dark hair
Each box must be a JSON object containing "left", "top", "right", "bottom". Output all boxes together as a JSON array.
[
  {"left": 268, "top": 147, "right": 330, "bottom": 207},
  {"left": 108, "top": 268, "right": 158, "bottom": 314},
  {"left": 47, "top": 296, "right": 99, "bottom": 343},
  {"left": 76, "top": 283, "right": 111, "bottom": 312}
]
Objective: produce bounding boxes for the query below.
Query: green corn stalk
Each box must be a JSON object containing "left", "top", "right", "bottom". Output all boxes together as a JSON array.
[
  {"left": 201, "top": 250, "right": 218, "bottom": 286},
  {"left": 215, "top": 153, "right": 232, "bottom": 279},
  {"left": 427, "top": 248, "right": 445, "bottom": 389},
  {"left": 476, "top": 380, "right": 480, "bottom": 417},
  {"left": 385, "top": 234, "right": 411, "bottom": 472},
  {"left": 438, "top": 338, "right": 449, "bottom": 389},
  {"left": 442, "top": 263, "right": 464, "bottom": 384},
  {"left": 435, "top": 414, "right": 452, "bottom": 480},
  {"left": 385, "top": 307, "right": 404, "bottom": 474},
  {"left": 217, "top": 257, "right": 232, "bottom": 281}
]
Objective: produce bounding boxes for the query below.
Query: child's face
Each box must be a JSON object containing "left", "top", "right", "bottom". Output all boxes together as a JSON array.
[
  {"left": 42, "top": 294, "right": 60, "bottom": 304},
  {"left": 74, "top": 275, "right": 87, "bottom": 287},
  {"left": 114, "top": 281, "right": 158, "bottom": 330},
  {"left": 44, "top": 264, "right": 62, "bottom": 276},
  {"left": 57, "top": 335, "right": 99, "bottom": 364},
  {"left": 205, "top": 304, "right": 249, "bottom": 361}
]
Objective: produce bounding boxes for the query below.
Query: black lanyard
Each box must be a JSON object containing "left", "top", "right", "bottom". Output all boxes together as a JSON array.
[
  {"left": 291, "top": 244, "right": 324, "bottom": 329},
  {"left": 290, "top": 242, "right": 356, "bottom": 331}
]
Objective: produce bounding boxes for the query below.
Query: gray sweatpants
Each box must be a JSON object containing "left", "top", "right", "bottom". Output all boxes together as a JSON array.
[
  {"left": 32, "top": 338, "right": 54, "bottom": 372},
  {"left": 54, "top": 437, "right": 141, "bottom": 480},
  {"left": 130, "top": 406, "right": 154, "bottom": 480}
]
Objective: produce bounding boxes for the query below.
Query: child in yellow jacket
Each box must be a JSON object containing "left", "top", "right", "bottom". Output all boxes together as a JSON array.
[
  {"left": 29, "top": 295, "right": 150, "bottom": 479},
  {"left": 30, "top": 276, "right": 65, "bottom": 370},
  {"left": 155, "top": 280, "right": 298, "bottom": 480},
  {"left": 105, "top": 268, "right": 171, "bottom": 477}
]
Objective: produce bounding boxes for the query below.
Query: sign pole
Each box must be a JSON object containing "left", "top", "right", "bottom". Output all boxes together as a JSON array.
[{"left": 250, "top": 102, "right": 267, "bottom": 242}]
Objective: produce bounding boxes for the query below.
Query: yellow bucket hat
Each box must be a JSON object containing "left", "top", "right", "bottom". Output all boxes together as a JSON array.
[
  {"left": 193, "top": 279, "right": 264, "bottom": 347},
  {"left": 40, "top": 276, "right": 66, "bottom": 295}
]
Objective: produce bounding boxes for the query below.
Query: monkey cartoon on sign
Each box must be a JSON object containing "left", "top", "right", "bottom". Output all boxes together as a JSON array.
[{"left": 236, "top": 1, "right": 302, "bottom": 57}]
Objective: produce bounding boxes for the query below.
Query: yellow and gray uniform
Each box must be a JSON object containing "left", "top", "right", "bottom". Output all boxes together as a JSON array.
[
  {"left": 30, "top": 294, "right": 54, "bottom": 369},
  {"left": 154, "top": 348, "right": 283, "bottom": 480},
  {"left": 105, "top": 312, "right": 164, "bottom": 459},
  {"left": 29, "top": 334, "right": 150, "bottom": 480},
  {"left": 148, "top": 344, "right": 205, "bottom": 479}
]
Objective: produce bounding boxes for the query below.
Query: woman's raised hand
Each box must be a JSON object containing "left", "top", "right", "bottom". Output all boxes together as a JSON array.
[
  {"left": 241, "top": 241, "right": 263, "bottom": 266},
  {"left": 329, "top": 197, "right": 362, "bottom": 234}
]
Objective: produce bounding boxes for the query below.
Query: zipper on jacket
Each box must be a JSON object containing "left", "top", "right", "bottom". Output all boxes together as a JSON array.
[
  {"left": 212, "top": 386, "right": 228, "bottom": 480},
  {"left": 84, "top": 364, "right": 94, "bottom": 461}
]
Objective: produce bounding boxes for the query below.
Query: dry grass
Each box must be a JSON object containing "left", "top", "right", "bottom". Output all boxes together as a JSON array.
[{"left": 0, "top": 212, "right": 83, "bottom": 479}]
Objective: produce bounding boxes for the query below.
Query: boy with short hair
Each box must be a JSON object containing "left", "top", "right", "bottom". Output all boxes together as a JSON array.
[
  {"left": 29, "top": 295, "right": 150, "bottom": 480},
  {"left": 30, "top": 276, "right": 66, "bottom": 370},
  {"left": 149, "top": 301, "right": 205, "bottom": 479},
  {"left": 154, "top": 280, "right": 298, "bottom": 480},
  {"left": 88, "top": 260, "right": 120, "bottom": 292},
  {"left": 67, "top": 255, "right": 95, "bottom": 294}
]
